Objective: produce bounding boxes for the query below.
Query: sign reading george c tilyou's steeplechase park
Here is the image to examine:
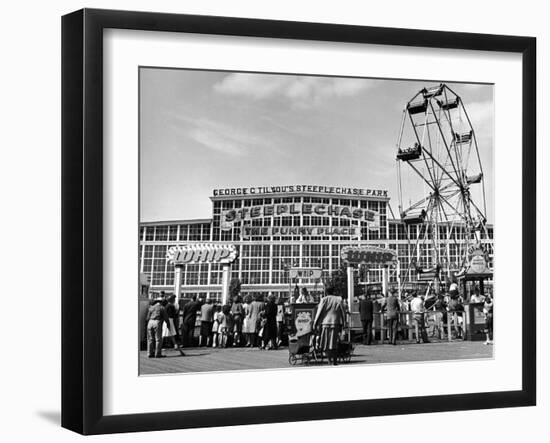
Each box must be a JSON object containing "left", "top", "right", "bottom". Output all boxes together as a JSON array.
[{"left": 212, "top": 185, "right": 388, "bottom": 198}]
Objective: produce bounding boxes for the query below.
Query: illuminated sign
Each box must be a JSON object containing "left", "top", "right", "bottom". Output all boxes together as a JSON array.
[
  {"left": 167, "top": 244, "right": 238, "bottom": 265},
  {"left": 221, "top": 204, "right": 380, "bottom": 234},
  {"left": 213, "top": 185, "right": 388, "bottom": 198},
  {"left": 241, "top": 226, "right": 360, "bottom": 238},
  {"left": 341, "top": 246, "right": 397, "bottom": 265},
  {"left": 289, "top": 268, "right": 322, "bottom": 279},
  {"left": 223, "top": 203, "right": 377, "bottom": 222}
]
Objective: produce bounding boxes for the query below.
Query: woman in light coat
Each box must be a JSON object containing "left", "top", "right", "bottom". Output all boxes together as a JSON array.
[{"left": 247, "top": 293, "right": 265, "bottom": 348}]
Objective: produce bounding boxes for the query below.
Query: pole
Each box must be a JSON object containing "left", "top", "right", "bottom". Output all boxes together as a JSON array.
[
  {"left": 382, "top": 266, "right": 389, "bottom": 296},
  {"left": 347, "top": 266, "right": 354, "bottom": 341},
  {"left": 174, "top": 265, "right": 183, "bottom": 299},
  {"left": 347, "top": 266, "right": 354, "bottom": 306},
  {"left": 397, "top": 259, "right": 402, "bottom": 298},
  {"left": 221, "top": 263, "right": 231, "bottom": 305}
]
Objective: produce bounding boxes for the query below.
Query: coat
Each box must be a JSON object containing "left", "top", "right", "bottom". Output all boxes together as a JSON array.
[
  {"left": 182, "top": 300, "right": 201, "bottom": 324},
  {"left": 385, "top": 295, "right": 400, "bottom": 319},
  {"left": 263, "top": 301, "right": 278, "bottom": 340},
  {"left": 313, "top": 295, "right": 346, "bottom": 328},
  {"left": 247, "top": 300, "right": 264, "bottom": 333},
  {"left": 359, "top": 298, "right": 373, "bottom": 321}
]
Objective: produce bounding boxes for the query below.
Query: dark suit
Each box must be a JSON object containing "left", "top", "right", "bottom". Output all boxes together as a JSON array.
[
  {"left": 181, "top": 300, "right": 201, "bottom": 347},
  {"left": 359, "top": 298, "right": 373, "bottom": 344},
  {"left": 385, "top": 295, "right": 400, "bottom": 344}
]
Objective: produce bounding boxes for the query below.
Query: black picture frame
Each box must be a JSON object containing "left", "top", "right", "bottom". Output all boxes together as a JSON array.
[{"left": 62, "top": 8, "right": 536, "bottom": 435}]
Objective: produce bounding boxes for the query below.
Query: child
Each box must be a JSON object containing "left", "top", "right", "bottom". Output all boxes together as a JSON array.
[
  {"left": 219, "top": 304, "right": 234, "bottom": 348},
  {"left": 212, "top": 305, "right": 222, "bottom": 348},
  {"left": 258, "top": 312, "right": 267, "bottom": 350}
]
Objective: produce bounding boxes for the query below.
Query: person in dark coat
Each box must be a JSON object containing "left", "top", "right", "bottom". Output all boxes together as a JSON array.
[
  {"left": 230, "top": 295, "right": 244, "bottom": 346},
  {"left": 359, "top": 293, "right": 374, "bottom": 345},
  {"left": 385, "top": 290, "right": 400, "bottom": 345},
  {"left": 162, "top": 295, "right": 185, "bottom": 356},
  {"left": 181, "top": 295, "right": 202, "bottom": 347},
  {"left": 263, "top": 294, "right": 278, "bottom": 349}
]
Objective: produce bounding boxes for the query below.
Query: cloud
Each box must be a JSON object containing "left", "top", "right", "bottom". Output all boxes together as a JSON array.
[
  {"left": 454, "top": 83, "right": 492, "bottom": 93},
  {"left": 213, "top": 73, "right": 374, "bottom": 107},
  {"left": 170, "top": 115, "right": 274, "bottom": 157},
  {"left": 465, "top": 100, "right": 493, "bottom": 125}
]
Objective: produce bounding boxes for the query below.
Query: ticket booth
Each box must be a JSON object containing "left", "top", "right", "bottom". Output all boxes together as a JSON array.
[
  {"left": 464, "top": 302, "right": 487, "bottom": 341},
  {"left": 456, "top": 245, "right": 493, "bottom": 341},
  {"left": 341, "top": 246, "right": 398, "bottom": 337}
]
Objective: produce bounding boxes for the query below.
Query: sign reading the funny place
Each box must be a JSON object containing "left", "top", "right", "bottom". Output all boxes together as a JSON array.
[
  {"left": 341, "top": 246, "right": 397, "bottom": 265},
  {"left": 167, "top": 244, "right": 238, "bottom": 265},
  {"left": 241, "top": 226, "right": 361, "bottom": 238}
]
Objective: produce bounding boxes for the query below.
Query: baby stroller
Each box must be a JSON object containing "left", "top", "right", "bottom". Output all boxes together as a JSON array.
[
  {"left": 288, "top": 332, "right": 321, "bottom": 365},
  {"left": 336, "top": 329, "right": 354, "bottom": 364}
]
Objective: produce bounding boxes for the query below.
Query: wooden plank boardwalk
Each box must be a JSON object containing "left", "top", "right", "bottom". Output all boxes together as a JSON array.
[{"left": 139, "top": 341, "right": 493, "bottom": 375}]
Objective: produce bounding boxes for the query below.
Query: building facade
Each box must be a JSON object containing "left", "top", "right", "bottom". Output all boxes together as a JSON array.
[{"left": 140, "top": 186, "right": 494, "bottom": 301}]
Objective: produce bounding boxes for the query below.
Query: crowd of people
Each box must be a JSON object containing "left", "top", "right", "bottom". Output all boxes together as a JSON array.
[
  {"left": 357, "top": 288, "right": 494, "bottom": 346},
  {"left": 145, "top": 286, "right": 494, "bottom": 359},
  {"left": 146, "top": 292, "right": 287, "bottom": 358}
]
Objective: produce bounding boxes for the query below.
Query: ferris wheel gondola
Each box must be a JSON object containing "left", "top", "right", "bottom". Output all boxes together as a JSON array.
[{"left": 395, "top": 83, "right": 488, "bottom": 291}]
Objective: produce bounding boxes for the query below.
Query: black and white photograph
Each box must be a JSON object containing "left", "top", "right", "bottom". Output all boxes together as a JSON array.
[
  {"left": 138, "top": 69, "right": 495, "bottom": 375},
  {"left": 3, "top": 0, "right": 545, "bottom": 440}
]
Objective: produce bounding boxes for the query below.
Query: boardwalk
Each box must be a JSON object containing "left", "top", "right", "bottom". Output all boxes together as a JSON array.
[{"left": 140, "top": 341, "right": 493, "bottom": 375}]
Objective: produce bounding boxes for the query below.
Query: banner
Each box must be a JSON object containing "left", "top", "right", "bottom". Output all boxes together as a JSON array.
[{"left": 241, "top": 226, "right": 361, "bottom": 238}]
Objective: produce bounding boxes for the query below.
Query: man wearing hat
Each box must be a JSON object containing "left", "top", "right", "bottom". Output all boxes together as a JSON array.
[{"left": 146, "top": 295, "right": 170, "bottom": 358}]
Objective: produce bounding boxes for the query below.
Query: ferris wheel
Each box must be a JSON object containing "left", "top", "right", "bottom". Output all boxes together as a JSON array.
[{"left": 395, "top": 83, "right": 488, "bottom": 287}]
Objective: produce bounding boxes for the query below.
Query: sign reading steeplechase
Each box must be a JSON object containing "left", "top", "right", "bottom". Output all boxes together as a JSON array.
[
  {"left": 213, "top": 185, "right": 388, "bottom": 198},
  {"left": 221, "top": 202, "right": 380, "bottom": 234},
  {"left": 167, "top": 244, "right": 238, "bottom": 265}
]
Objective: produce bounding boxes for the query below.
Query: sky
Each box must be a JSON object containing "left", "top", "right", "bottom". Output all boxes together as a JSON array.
[{"left": 140, "top": 68, "right": 494, "bottom": 223}]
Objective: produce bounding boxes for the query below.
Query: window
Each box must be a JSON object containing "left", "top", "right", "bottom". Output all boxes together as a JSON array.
[
  {"left": 168, "top": 225, "right": 178, "bottom": 241},
  {"left": 155, "top": 226, "right": 168, "bottom": 241},
  {"left": 179, "top": 225, "right": 188, "bottom": 241}
]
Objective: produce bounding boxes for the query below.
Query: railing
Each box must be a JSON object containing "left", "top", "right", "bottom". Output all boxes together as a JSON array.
[{"left": 360, "top": 310, "right": 467, "bottom": 343}]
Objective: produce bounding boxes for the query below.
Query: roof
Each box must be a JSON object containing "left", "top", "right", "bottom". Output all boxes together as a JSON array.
[{"left": 140, "top": 219, "right": 212, "bottom": 226}]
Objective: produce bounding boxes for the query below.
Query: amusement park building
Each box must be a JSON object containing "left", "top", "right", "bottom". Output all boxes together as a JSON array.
[{"left": 140, "top": 186, "right": 494, "bottom": 301}]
